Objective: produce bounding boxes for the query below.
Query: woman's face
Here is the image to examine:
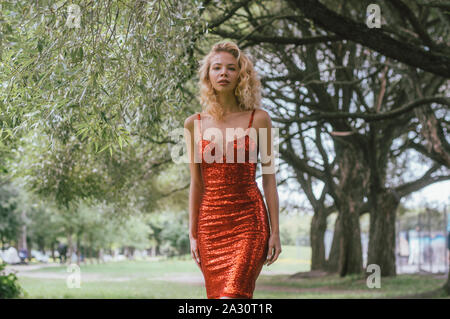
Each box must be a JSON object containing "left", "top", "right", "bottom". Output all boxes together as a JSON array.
[{"left": 208, "top": 51, "right": 240, "bottom": 93}]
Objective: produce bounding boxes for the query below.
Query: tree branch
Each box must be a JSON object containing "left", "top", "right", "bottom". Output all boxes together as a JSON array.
[
  {"left": 286, "top": 0, "right": 450, "bottom": 77},
  {"left": 271, "top": 96, "right": 449, "bottom": 124},
  {"left": 211, "top": 28, "right": 343, "bottom": 45},
  {"left": 395, "top": 164, "right": 450, "bottom": 197}
]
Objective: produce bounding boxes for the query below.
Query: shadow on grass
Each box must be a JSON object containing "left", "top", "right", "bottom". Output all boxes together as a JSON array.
[{"left": 255, "top": 270, "right": 450, "bottom": 299}]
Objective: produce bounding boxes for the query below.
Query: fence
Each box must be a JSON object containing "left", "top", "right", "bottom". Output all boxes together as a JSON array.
[
  {"left": 396, "top": 205, "right": 449, "bottom": 274},
  {"left": 323, "top": 205, "right": 449, "bottom": 274}
]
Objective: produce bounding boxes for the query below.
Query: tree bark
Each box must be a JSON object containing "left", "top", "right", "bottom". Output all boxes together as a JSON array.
[
  {"left": 326, "top": 213, "right": 341, "bottom": 273},
  {"left": 98, "top": 248, "right": 103, "bottom": 263},
  {"left": 334, "top": 145, "right": 367, "bottom": 276},
  {"left": 310, "top": 207, "right": 328, "bottom": 270},
  {"left": 76, "top": 232, "right": 82, "bottom": 265},
  {"left": 67, "top": 232, "right": 73, "bottom": 265},
  {"left": 414, "top": 105, "right": 450, "bottom": 167},
  {"left": 51, "top": 241, "right": 55, "bottom": 261},
  {"left": 367, "top": 189, "right": 400, "bottom": 276},
  {"left": 19, "top": 211, "right": 27, "bottom": 255},
  {"left": 337, "top": 199, "right": 364, "bottom": 276}
]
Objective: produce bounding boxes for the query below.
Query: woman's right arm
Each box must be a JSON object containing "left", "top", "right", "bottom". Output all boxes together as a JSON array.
[{"left": 184, "top": 115, "right": 204, "bottom": 240}]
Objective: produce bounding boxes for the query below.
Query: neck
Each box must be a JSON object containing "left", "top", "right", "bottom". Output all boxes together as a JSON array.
[{"left": 216, "top": 90, "right": 241, "bottom": 114}]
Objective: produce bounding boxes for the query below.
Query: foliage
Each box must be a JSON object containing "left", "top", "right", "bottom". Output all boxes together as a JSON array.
[
  {"left": 0, "top": 180, "right": 22, "bottom": 248},
  {"left": 150, "top": 210, "right": 190, "bottom": 256},
  {"left": 114, "top": 212, "right": 152, "bottom": 250},
  {"left": 1, "top": 0, "right": 206, "bottom": 148},
  {"left": 0, "top": 262, "right": 25, "bottom": 299},
  {"left": 0, "top": 0, "right": 208, "bottom": 210}
]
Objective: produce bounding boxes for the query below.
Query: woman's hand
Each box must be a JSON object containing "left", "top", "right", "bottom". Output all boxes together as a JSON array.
[
  {"left": 265, "top": 232, "right": 282, "bottom": 266},
  {"left": 190, "top": 235, "right": 201, "bottom": 269}
]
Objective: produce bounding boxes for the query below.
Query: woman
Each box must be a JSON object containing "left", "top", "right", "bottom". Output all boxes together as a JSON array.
[{"left": 184, "top": 41, "right": 281, "bottom": 299}]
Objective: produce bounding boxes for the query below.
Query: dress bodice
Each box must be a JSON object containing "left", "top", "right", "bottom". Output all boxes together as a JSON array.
[{"left": 196, "top": 110, "right": 259, "bottom": 191}]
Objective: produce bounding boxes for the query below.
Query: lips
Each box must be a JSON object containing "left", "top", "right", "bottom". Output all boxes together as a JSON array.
[{"left": 218, "top": 80, "right": 230, "bottom": 85}]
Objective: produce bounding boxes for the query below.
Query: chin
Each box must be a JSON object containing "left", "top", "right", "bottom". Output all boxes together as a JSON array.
[{"left": 215, "top": 86, "right": 234, "bottom": 92}]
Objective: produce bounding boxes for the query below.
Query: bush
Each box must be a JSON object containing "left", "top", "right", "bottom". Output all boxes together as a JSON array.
[{"left": 0, "top": 262, "right": 25, "bottom": 299}]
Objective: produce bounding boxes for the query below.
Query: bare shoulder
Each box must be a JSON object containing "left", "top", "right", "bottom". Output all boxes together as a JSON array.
[
  {"left": 184, "top": 113, "right": 200, "bottom": 130},
  {"left": 253, "top": 108, "right": 271, "bottom": 129}
]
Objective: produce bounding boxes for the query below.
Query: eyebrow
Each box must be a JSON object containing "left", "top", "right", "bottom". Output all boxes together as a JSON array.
[{"left": 212, "top": 63, "right": 236, "bottom": 66}]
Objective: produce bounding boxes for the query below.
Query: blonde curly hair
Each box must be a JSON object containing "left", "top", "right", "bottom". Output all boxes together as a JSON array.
[{"left": 198, "top": 41, "right": 262, "bottom": 122}]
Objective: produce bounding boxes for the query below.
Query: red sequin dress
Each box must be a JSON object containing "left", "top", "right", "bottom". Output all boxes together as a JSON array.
[{"left": 196, "top": 109, "right": 270, "bottom": 299}]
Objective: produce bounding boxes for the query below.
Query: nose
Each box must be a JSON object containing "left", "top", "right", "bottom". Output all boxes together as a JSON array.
[{"left": 219, "top": 67, "right": 228, "bottom": 77}]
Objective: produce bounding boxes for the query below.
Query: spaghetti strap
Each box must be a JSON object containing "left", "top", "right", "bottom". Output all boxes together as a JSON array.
[
  {"left": 197, "top": 113, "right": 202, "bottom": 140},
  {"left": 247, "top": 109, "right": 256, "bottom": 129}
]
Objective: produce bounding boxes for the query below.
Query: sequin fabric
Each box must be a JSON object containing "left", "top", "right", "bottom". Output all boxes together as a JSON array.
[{"left": 196, "top": 109, "right": 270, "bottom": 299}]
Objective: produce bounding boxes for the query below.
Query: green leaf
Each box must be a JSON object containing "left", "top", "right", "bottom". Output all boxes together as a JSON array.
[
  {"left": 118, "top": 135, "right": 123, "bottom": 150},
  {"left": 98, "top": 143, "right": 110, "bottom": 154}
]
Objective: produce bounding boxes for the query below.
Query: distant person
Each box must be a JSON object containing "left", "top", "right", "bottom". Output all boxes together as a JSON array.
[
  {"left": 57, "top": 243, "right": 67, "bottom": 264},
  {"left": 408, "top": 229, "right": 420, "bottom": 265},
  {"left": 18, "top": 249, "right": 28, "bottom": 264}
]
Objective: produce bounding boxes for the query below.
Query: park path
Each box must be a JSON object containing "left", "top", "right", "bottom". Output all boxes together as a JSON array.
[
  {"left": 4, "top": 263, "right": 62, "bottom": 273},
  {"left": 4, "top": 264, "right": 292, "bottom": 284},
  {"left": 4, "top": 263, "right": 136, "bottom": 282}
]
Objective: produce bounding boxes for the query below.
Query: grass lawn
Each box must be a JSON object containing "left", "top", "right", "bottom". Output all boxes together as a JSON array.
[{"left": 13, "top": 245, "right": 450, "bottom": 299}]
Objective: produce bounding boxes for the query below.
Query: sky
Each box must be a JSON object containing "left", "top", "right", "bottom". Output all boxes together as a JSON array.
[{"left": 400, "top": 180, "right": 450, "bottom": 210}]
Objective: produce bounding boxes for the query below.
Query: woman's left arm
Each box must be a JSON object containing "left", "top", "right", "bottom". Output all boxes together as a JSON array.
[{"left": 257, "top": 110, "right": 282, "bottom": 266}]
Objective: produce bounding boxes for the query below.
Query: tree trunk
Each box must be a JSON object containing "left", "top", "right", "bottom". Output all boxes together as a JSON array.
[
  {"left": 67, "top": 232, "right": 73, "bottom": 265},
  {"left": 76, "top": 232, "right": 81, "bottom": 266},
  {"left": 367, "top": 189, "right": 400, "bottom": 276},
  {"left": 333, "top": 145, "right": 367, "bottom": 277},
  {"left": 19, "top": 210, "right": 27, "bottom": 256},
  {"left": 98, "top": 248, "right": 103, "bottom": 263},
  {"left": 325, "top": 213, "right": 341, "bottom": 273},
  {"left": 338, "top": 199, "right": 364, "bottom": 277},
  {"left": 88, "top": 244, "right": 93, "bottom": 264},
  {"left": 310, "top": 207, "right": 328, "bottom": 270},
  {"left": 51, "top": 241, "right": 55, "bottom": 261}
]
